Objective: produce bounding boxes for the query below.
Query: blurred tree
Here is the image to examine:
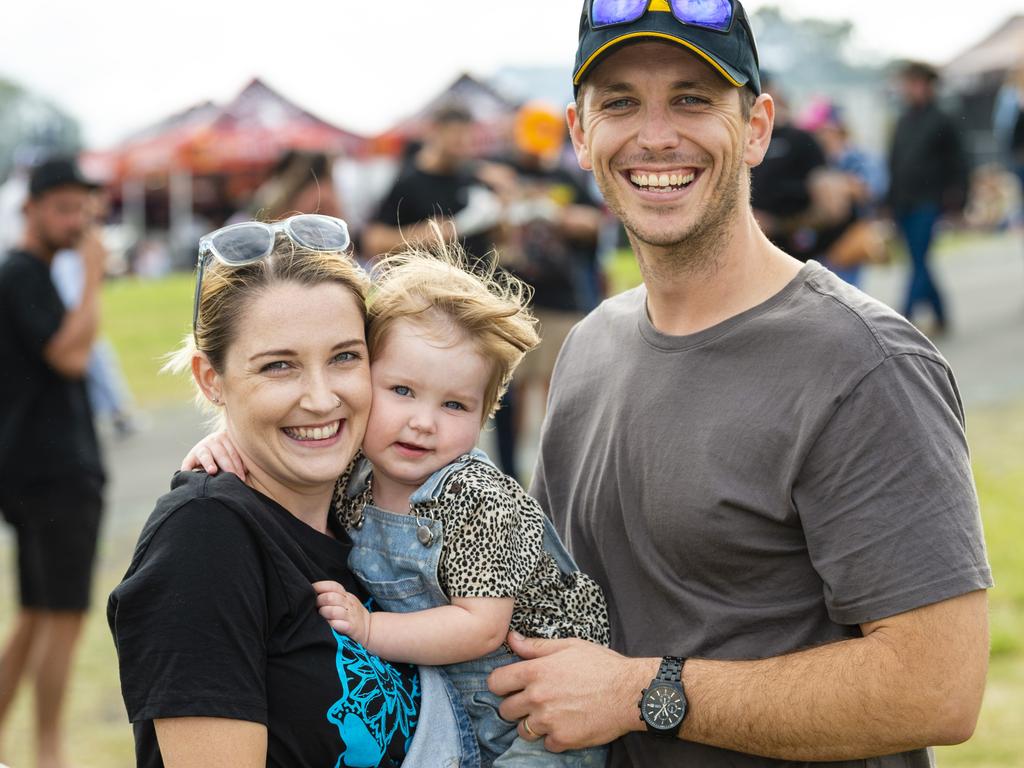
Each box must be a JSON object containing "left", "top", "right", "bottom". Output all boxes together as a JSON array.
[{"left": 0, "top": 75, "right": 82, "bottom": 181}]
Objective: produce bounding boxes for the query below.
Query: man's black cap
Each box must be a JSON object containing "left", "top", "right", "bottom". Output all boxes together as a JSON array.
[
  {"left": 573, "top": 0, "right": 761, "bottom": 96},
  {"left": 28, "top": 156, "right": 100, "bottom": 199}
]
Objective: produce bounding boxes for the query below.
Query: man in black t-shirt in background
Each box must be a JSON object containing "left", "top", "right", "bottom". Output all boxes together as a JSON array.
[
  {"left": 750, "top": 77, "right": 827, "bottom": 260},
  {"left": 363, "top": 103, "right": 502, "bottom": 265},
  {"left": 0, "top": 156, "right": 106, "bottom": 768}
]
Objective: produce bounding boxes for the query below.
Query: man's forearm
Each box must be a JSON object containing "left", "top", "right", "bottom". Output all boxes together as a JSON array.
[
  {"left": 44, "top": 281, "right": 100, "bottom": 377},
  {"left": 622, "top": 592, "right": 987, "bottom": 760}
]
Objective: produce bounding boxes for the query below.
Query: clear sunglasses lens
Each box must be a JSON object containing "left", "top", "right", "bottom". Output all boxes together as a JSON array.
[
  {"left": 592, "top": 0, "right": 648, "bottom": 27},
  {"left": 210, "top": 225, "right": 274, "bottom": 264},
  {"left": 288, "top": 215, "right": 351, "bottom": 252},
  {"left": 672, "top": 0, "right": 733, "bottom": 31}
]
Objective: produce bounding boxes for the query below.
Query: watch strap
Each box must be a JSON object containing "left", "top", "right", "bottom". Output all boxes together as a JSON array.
[{"left": 656, "top": 655, "right": 685, "bottom": 683}]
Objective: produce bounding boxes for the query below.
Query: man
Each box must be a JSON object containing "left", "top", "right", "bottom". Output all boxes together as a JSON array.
[
  {"left": 489, "top": 2, "right": 991, "bottom": 767},
  {"left": 362, "top": 102, "right": 502, "bottom": 263},
  {"left": 888, "top": 61, "right": 968, "bottom": 335},
  {"left": 0, "top": 156, "right": 106, "bottom": 768}
]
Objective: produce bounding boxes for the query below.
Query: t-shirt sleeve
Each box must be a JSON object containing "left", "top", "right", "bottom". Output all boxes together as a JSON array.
[
  {"left": 4, "top": 260, "right": 64, "bottom": 357},
  {"left": 108, "top": 498, "right": 270, "bottom": 725},
  {"left": 439, "top": 477, "right": 544, "bottom": 600},
  {"left": 793, "top": 353, "right": 992, "bottom": 626}
]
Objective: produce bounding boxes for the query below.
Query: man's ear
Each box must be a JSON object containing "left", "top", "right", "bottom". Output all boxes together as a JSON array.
[
  {"left": 744, "top": 94, "right": 775, "bottom": 169},
  {"left": 192, "top": 352, "right": 223, "bottom": 406},
  {"left": 567, "top": 100, "right": 592, "bottom": 172}
]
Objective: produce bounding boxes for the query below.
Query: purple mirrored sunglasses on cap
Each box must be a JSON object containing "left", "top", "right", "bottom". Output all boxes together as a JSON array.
[{"left": 591, "top": 0, "right": 734, "bottom": 33}]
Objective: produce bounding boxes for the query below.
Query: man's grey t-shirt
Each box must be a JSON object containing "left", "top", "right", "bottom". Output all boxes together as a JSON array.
[{"left": 531, "top": 262, "right": 991, "bottom": 767}]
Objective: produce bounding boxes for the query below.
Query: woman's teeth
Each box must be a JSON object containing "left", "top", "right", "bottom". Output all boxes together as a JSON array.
[
  {"left": 629, "top": 171, "right": 696, "bottom": 190},
  {"left": 284, "top": 421, "right": 341, "bottom": 441}
]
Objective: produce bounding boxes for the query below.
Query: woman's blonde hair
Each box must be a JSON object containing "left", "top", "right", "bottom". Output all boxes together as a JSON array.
[
  {"left": 367, "top": 234, "right": 539, "bottom": 421},
  {"left": 166, "top": 236, "right": 368, "bottom": 412}
]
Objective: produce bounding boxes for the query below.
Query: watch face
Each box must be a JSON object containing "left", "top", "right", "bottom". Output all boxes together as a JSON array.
[{"left": 642, "top": 683, "right": 686, "bottom": 730}]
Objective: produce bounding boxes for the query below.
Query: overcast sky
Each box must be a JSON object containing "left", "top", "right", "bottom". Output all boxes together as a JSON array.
[{"left": 1, "top": 0, "right": 1020, "bottom": 148}]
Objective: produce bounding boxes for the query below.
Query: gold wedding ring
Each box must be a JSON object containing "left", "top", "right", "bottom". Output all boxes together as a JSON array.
[{"left": 523, "top": 717, "right": 537, "bottom": 738}]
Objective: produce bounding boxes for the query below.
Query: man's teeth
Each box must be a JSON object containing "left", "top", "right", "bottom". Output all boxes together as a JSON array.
[
  {"left": 284, "top": 421, "right": 341, "bottom": 441},
  {"left": 629, "top": 171, "right": 696, "bottom": 189}
]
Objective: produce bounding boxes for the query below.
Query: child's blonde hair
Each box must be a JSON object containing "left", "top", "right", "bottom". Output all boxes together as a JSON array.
[{"left": 368, "top": 235, "right": 540, "bottom": 421}]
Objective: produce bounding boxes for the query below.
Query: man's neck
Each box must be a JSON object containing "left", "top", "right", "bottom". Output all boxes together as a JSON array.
[
  {"left": 18, "top": 232, "right": 56, "bottom": 264},
  {"left": 633, "top": 214, "right": 802, "bottom": 337},
  {"left": 416, "top": 146, "right": 459, "bottom": 176}
]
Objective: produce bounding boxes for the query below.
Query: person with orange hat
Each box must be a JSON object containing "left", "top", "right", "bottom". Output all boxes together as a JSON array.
[{"left": 489, "top": 101, "right": 604, "bottom": 480}]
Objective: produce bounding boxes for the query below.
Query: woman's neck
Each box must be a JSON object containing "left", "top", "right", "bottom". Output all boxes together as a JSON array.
[{"left": 244, "top": 469, "right": 334, "bottom": 535}]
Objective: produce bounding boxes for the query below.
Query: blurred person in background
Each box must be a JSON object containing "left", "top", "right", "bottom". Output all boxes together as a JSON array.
[
  {"left": 362, "top": 103, "right": 513, "bottom": 470},
  {"left": 887, "top": 61, "right": 968, "bottom": 336},
  {"left": 797, "top": 98, "right": 889, "bottom": 287},
  {"left": 242, "top": 149, "right": 345, "bottom": 223},
  {"left": 489, "top": 102, "right": 604, "bottom": 480},
  {"left": 0, "top": 156, "right": 106, "bottom": 768},
  {"left": 750, "top": 74, "right": 827, "bottom": 260},
  {"left": 362, "top": 103, "right": 503, "bottom": 266},
  {"left": 992, "top": 63, "right": 1024, "bottom": 232}
]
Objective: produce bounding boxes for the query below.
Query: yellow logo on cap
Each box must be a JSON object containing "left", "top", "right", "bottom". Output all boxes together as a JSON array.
[{"left": 648, "top": 0, "right": 672, "bottom": 10}]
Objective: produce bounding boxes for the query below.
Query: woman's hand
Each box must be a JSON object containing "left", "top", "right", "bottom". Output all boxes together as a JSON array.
[
  {"left": 180, "top": 430, "right": 248, "bottom": 478},
  {"left": 313, "top": 581, "right": 372, "bottom": 647}
]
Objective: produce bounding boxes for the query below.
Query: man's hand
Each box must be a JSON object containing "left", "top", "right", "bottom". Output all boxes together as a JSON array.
[
  {"left": 77, "top": 226, "right": 107, "bottom": 287},
  {"left": 488, "top": 631, "right": 658, "bottom": 752}
]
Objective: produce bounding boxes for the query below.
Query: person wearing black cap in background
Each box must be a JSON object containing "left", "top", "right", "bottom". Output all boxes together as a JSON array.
[
  {"left": 0, "top": 156, "right": 106, "bottom": 768},
  {"left": 488, "top": 2, "right": 990, "bottom": 767}
]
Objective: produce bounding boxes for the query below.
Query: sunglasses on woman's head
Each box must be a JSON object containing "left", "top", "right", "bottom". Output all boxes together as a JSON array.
[
  {"left": 590, "top": 0, "right": 735, "bottom": 33},
  {"left": 192, "top": 214, "right": 352, "bottom": 337}
]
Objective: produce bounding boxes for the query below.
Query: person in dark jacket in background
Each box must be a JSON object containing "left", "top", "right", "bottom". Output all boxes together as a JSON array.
[{"left": 888, "top": 61, "right": 968, "bottom": 336}]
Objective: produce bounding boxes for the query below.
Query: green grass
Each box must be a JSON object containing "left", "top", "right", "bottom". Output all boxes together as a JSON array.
[{"left": 100, "top": 273, "right": 195, "bottom": 406}]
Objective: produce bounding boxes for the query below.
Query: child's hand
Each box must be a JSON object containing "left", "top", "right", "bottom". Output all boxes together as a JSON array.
[
  {"left": 180, "top": 430, "right": 248, "bottom": 478},
  {"left": 313, "top": 580, "right": 372, "bottom": 647}
]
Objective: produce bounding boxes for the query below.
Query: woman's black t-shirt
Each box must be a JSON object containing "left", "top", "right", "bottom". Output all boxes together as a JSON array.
[{"left": 108, "top": 470, "right": 420, "bottom": 767}]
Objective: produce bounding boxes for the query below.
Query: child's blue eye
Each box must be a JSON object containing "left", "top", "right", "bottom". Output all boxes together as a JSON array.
[
  {"left": 443, "top": 401, "right": 466, "bottom": 411},
  {"left": 393, "top": 385, "right": 411, "bottom": 397}
]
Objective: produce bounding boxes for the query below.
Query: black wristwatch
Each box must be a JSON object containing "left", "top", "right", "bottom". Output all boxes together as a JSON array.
[{"left": 639, "top": 656, "right": 688, "bottom": 737}]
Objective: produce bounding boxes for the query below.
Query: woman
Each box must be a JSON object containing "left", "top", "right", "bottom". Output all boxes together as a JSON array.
[{"left": 107, "top": 214, "right": 478, "bottom": 767}]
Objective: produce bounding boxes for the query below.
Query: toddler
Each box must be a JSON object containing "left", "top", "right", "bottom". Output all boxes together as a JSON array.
[{"left": 316, "top": 244, "right": 608, "bottom": 767}]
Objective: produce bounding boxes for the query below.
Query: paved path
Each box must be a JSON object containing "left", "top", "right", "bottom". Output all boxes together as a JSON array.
[{"left": 861, "top": 230, "right": 1024, "bottom": 407}]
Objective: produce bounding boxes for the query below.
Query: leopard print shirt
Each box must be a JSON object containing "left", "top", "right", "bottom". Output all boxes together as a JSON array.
[{"left": 333, "top": 457, "right": 609, "bottom": 646}]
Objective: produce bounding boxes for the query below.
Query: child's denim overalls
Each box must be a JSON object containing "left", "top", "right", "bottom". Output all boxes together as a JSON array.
[{"left": 345, "top": 450, "right": 607, "bottom": 768}]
